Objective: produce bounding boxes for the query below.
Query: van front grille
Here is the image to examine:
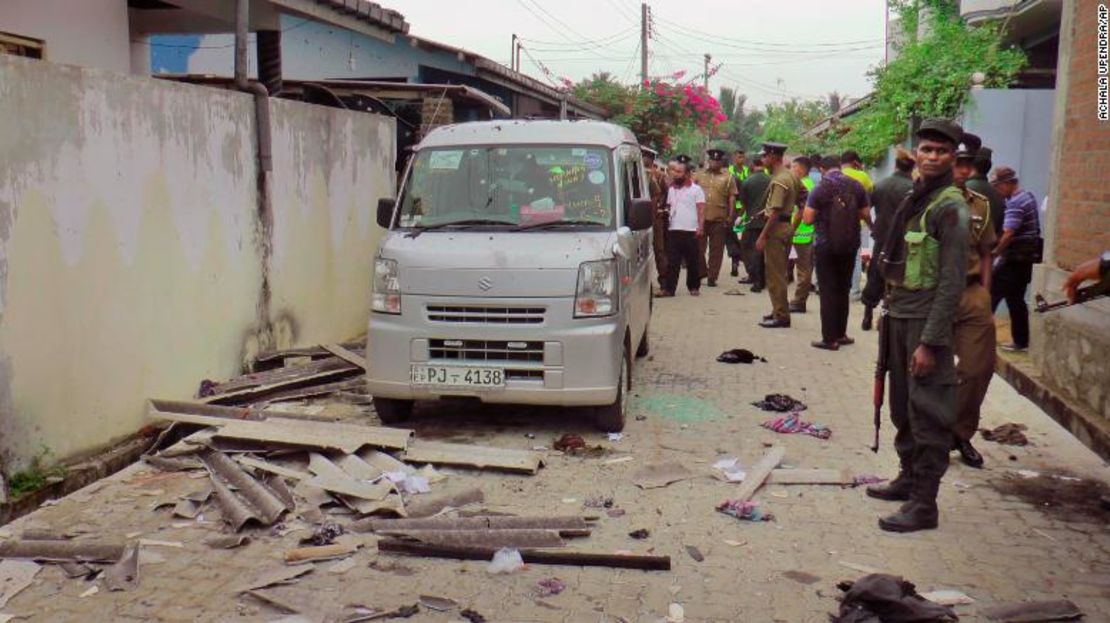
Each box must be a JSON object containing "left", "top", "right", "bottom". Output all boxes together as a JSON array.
[
  {"left": 429, "top": 339, "right": 545, "bottom": 363},
  {"left": 427, "top": 305, "right": 545, "bottom": 324}
]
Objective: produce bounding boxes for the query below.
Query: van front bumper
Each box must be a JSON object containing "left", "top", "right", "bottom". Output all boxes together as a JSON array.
[{"left": 365, "top": 295, "right": 623, "bottom": 407}]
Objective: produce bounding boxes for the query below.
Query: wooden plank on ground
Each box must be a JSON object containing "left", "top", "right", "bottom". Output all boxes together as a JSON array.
[
  {"left": 731, "top": 446, "right": 785, "bottom": 503},
  {"left": 378, "top": 540, "right": 670, "bottom": 571},
  {"left": 201, "top": 357, "right": 360, "bottom": 405},
  {"left": 260, "top": 378, "right": 367, "bottom": 404},
  {"left": 321, "top": 344, "right": 368, "bottom": 370},
  {"left": 147, "top": 399, "right": 338, "bottom": 424},
  {"left": 379, "top": 529, "right": 564, "bottom": 549},
  {"left": 766, "top": 468, "right": 851, "bottom": 485},
  {"left": 351, "top": 515, "right": 589, "bottom": 536},
  {"left": 253, "top": 342, "right": 364, "bottom": 371},
  {"left": 402, "top": 441, "right": 542, "bottom": 474}
]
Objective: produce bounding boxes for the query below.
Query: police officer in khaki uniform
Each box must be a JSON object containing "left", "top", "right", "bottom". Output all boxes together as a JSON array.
[
  {"left": 866, "top": 118, "right": 969, "bottom": 533},
  {"left": 950, "top": 133, "right": 996, "bottom": 468},
  {"left": 695, "top": 149, "right": 738, "bottom": 287},
  {"left": 756, "top": 142, "right": 805, "bottom": 328}
]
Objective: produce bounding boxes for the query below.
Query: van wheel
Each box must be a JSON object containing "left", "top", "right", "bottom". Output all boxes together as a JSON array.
[
  {"left": 635, "top": 327, "right": 650, "bottom": 358},
  {"left": 373, "top": 397, "right": 414, "bottom": 425},
  {"left": 595, "top": 345, "right": 629, "bottom": 433}
]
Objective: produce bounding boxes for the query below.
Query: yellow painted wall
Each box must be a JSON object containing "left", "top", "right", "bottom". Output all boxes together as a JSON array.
[{"left": 0, "top": 56, "right": 393, "bottom": 469}]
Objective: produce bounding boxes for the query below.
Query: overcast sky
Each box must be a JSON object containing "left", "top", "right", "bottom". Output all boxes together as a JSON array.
[{"left": 396, "top": 0, "right": 889, "bottom": 110}]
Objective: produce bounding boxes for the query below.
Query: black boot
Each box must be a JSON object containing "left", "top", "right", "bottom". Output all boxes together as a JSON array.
[
  {"left": 861, "top": 305, "right": 873, "bottom": 331},
  {"left": 879, "top": 477, "right": 939, "bottom": 532},
  {"left": 731, "top": 260, "right": 739, "bottom": 277},
  {"left": 865, "top": 470, "right": 913, "bottom": 502}
]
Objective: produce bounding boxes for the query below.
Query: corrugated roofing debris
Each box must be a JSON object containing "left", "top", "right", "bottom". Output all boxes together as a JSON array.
[
  {"left": 0, "top": 539, "right": 126, "bottom": 563},
  {"left": 201, "top": 450, "right": 292, "bottom": 531},
  {"left": 378, "top": 529, "right": 564, "bottom": 549},
  {"left": 352, "top": 515, "right": 590, "bottom": 536},
  {"left": 103, "top": 543, "right": 140, "bottom": 592}
]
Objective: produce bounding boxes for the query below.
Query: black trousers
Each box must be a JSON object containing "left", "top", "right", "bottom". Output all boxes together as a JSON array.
[
  {"left": 740, "top": 227, "right": 765, "bottom": 287},
  {"left": 816, "top": 247, "right": 857, "bottom": 343},
  {"left": 991, "top": 259, "right": 1033, "bottom": 347},
  {"left": 664, "top": 230, "right": 701, "bottom": 293},
  {"left": 725, "top": 227, "right": 743, "bottom": 260}
]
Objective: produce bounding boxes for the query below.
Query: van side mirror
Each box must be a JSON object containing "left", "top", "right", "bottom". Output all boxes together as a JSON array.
[
  {"left": 377, "top": 198, "right": 396, "bottom": 229},
  {"left": 626, "top": 198, "right": 654, "bottom": 231}
]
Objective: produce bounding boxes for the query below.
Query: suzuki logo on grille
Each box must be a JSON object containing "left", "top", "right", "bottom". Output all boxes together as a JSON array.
[{"left": 478, "top": 277, "right": 493, "bottom": 291}]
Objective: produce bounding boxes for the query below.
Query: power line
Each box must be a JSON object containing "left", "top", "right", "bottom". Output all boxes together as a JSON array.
[
  {"left": 653, "top": 14, "right": 884, "bottom": 51},
  {"left": 518, "top": 27, "right": 636, "bottom": 49}
]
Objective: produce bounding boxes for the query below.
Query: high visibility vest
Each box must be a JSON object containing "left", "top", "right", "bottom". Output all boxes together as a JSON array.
[
  {"left": 792, "top": 177, "right": 816, "bottom": 244},
  {"left": 730, "top": 164, "right": 750, "bottom": 232}
]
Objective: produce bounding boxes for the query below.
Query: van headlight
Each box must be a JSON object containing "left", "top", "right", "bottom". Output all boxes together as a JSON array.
[
  {"left": 574, "top": 259, "right": 617, "bottom": 318},
  {"left": 372, "top": 258, "right": 401, "bottom": 314}
]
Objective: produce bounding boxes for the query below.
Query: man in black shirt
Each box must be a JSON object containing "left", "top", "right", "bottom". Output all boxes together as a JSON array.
[
  {"left": 738, "top": 158, "right": 771, "bottom": 292},
  {"left": 861, "top": 149, "right": 915, "bottom": 330},
  {"left": 965, "top": 147, "right": 1006, "bottom": 238}
]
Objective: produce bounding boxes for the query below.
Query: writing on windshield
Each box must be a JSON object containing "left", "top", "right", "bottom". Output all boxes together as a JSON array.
[{"left": 398, "top": 146, "right": 614, "bottom": 230}]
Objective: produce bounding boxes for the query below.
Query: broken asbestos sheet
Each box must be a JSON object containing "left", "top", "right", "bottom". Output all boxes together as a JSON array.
[
  {"left": 402, "top": 441, "right": 543, "bottom": 474},
  {"left": 0, "top": 539, "right": 126, "bottom": 563},
  {"left": 632, "top": 461, "right": 695, "bottom": 489},
  {"left": 201, "top": 449, "right": 293, "bottom": 531}
]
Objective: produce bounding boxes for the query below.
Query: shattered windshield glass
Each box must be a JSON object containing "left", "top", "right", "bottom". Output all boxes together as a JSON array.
[{"left": 397, "top": 145, "right": 615, "bottom": 230}]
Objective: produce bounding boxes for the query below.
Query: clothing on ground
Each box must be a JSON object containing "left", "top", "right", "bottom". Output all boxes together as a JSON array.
[
  {"left": 761, "top": 413, "right": 831, "bottom": 439},
  {"left": 716, "top": 499, "right": 773, "bottom": 522},
  {"left": 716, "top": 349, "right": 766, "bottom": 364},
  {"left": 830, "top": 574, "right": 958, "bottom": 623},
  {"left": 752, "top": 393, "right": 807, "bottom": 412}
]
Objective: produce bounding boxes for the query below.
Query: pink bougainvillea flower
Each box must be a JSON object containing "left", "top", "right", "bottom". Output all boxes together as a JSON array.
[{"left": 671, "top": 70, "right": 686, "bottom": 80}]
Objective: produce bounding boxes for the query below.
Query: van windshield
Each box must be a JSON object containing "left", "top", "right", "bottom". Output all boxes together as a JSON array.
[{"left": 398, "top": 146, "right": 615, "bottom": 230}]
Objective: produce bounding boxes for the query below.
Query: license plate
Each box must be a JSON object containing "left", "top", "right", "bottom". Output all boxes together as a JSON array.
[{"left": 410, "top": 365, "right": 505, "bottom": 389}]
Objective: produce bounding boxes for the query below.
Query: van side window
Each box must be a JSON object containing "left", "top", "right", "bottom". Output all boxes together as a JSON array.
[
  {"left": 623, "top": 159, "right": 643, "bottom": 206},
  {"left": 629, "top": 158, "right": 643, "bottom": 200}
]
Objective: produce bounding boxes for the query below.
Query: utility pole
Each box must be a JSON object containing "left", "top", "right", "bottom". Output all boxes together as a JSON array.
[
  {"left": 703, "top": 53, "right": 711, "bottom": 153},
  {"left": 640, "top": 2, "right": 649, "bottom": 85},
  {"left": 511, "top": 33, "right": 518, "bottom": 71}
]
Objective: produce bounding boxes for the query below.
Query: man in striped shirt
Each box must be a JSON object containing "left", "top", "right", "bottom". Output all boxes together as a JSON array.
[{"left": 989, "top": 166, "right": 1041, "bottom": 351}]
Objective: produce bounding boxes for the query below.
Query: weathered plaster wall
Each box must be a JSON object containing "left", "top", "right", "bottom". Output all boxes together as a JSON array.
[
  {"left": 0, "top": 55, "right": 392, "bottom": 469},
  {"left": 267, "top": 98, "right": 393, "bottom": 349},
  {"left": 1, "top": 0, "right": 132, "bottom": 72}
]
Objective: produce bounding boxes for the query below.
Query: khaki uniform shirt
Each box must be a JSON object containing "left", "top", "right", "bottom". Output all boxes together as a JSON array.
[
  {"left": 964, "top": 188, "right": 996, "bottom": 278},
  {"left": 695, "top": 170, "right": 736, "bottom": 222},
  {"left": 762, "top": 169, "right": 805, "bottom": 222},
  {"left": 648, "top": 169, "right": 668, "bottom": 211}
]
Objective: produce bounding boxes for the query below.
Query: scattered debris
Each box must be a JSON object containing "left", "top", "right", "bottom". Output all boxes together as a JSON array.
[
  {"left": 459, "top": 609, "right": 487, "bottom": 623},
  {"left": 831, "top": 574, "right": 957, "bottom": 623},
  {"left": 729, "top": 446, "right": 785, "bottom": 503},
  {"left": 602, "top": 456, "right": 634, "bottom": 466},
  {"left": 404, "top": 487, "right": 484, "bottom": 519},
  {"left": 723, "top": 288, "right": 746, "bottom": 296},
  {"left": 172, "top": 490, "right": 212, "bottom": 519},
  {"left": 628, "top": 529, "right": 650, "bottom": 540},
  {"left": 783, "top": 570, "right": 821, "bottom": 585},
  {"left": 751, "top": 394, "right": 807, "bottom": 412},
  {"left": 59, "top": 562, "right": 95, "bottom": 579},
  {"left": 723, "top": 539, "right": 745, "bottom": 547},
  {"left": 321, "top": 344, "right": 368, "bottom": 370},
  {"left": 980, "top": 423, "right": 1030, "bottom": 446},
  {"left": 487, "top": 548, "right": 525, "bottom": 574},
  {"left": 0, "top": 560, "right": 40, "bottom": 608},
  {"left": 302, "top": 522, "right": 345, "bottom": 547},
  {"left": 584, "top": 496, "right": 614, "bottom": 509},
  {"left": 380, "top": 529, "right": 564, "bottom": 549},
  {"left": 137, "top": 539, "right": 183, "bottom": 549},
  {"left": 326, "top": 557, "right": 359, "bottom": 575},
  {"left": 716, "top": 499, "right": 773, "bottom": 522},
  {"left": 632, "top": 461, "right": 695, "bottom": 489},
  {"left": 236, "top": 566, "right": 315, "bottom": 592},
  {"left": 989, "top": 470, "right": 1108, "bottom": 521},
  {"left": 920, "top": 590, "right": 975, "bottom": 606},
  {"left": 607, "top": 508, "right": 626, "bottom": 518},
  {"left": 667, "top": 603, "right": 685, "bottom": 623},
  {"left": 418, "top": 595, "right": 458, "bottom": 612},
  {"left": 712, "top": 458, "right": 747, "bottom": 482},
  {"left": 104, "top": 543, "right": 140, "bottom": 592},
  {"left": 553, "top": 434, "right": 586, "bottom": 453},
  {"left": 352, "top": 515, "right": 590, "bottom": 537},
  {"left": 201, "top": 449, "right": 292, "bottom": 531},
  {"left": 607, "top": 432, "right": 624, "bottom": 442},
  {"left": 716, "top": 349, "right": 766, "bottom": 364},
  {"left": 685, "top": 545, "right": 704, "bottom": 563},
  {"left": 79, "top": 585, "right": 99, "bottom": 598},
  {"left": 284, "top": 538, "right": 360, "bottom": 564},
  {"left": 536, "top": 577, "right": 566, "bottom": 596},
  {"left": 981, "top": 599, "right": 1083, "bottom": 622},
  {"left": 761, "top": 413, "right": 831, "bottom": 439},
  {"left": 378, "top": 540, "right": 671, "bottom": 570}
]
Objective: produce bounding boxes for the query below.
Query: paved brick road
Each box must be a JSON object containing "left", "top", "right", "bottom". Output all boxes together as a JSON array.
[{"left": 3, "top": 285, "right": 1108, "bottom": 622}]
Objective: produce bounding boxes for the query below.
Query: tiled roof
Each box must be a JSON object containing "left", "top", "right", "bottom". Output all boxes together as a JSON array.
[{"left": 315, "top": 0, "right": 409, "bottom": 34}]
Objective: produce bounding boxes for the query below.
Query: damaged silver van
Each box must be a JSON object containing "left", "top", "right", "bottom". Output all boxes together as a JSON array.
[{"left": 367, "top": 120, "right": 655, "bottom": 432}]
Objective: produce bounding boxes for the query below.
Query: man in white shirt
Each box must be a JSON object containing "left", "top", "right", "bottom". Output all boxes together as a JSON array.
[{"left": 658, "top": 155, "right": 706, "bottom": 297}]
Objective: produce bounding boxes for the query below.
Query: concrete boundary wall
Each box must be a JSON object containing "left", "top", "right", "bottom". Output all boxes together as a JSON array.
[{"left": 0, "top": 55, "right": 393, "bottom": 470}]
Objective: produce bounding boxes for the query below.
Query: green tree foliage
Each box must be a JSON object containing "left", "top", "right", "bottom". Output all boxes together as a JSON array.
[
  {"left": 834, "top": 0, "right": 1025, "bottom": 162},
  {"left": 757, "top": 98, "right": 832, "bottom": 155}
]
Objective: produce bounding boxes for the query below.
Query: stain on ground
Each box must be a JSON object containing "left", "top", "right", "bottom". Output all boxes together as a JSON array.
[
  {"left": 631, "top": 393, "right": 723, "bottom": 422},
  {"left": 989, "top": 470, "right": 1109, "bottom": 521}
]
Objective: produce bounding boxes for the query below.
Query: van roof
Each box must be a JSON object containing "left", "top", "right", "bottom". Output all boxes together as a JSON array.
[{"left": 418, "top": 120, "right": 638, "bottom": 149}]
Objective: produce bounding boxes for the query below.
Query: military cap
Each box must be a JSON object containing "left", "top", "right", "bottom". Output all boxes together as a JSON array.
[
  {"left": 976, "top": 146, "right": 993, "bottom": 162},
  {"left": 955, "top": 132, "right": 982, "bottom": 160},
  {"left": 915, "top": 118, "right": 963, "bottom": 145},
  {"left": 706, "top": 148, "right": 726, "bottom": 161},
  {"left": 673, "top": 154, "right": 692, "bottom": 165},
  {"left": 761, "top": 142, "right": 788, "bottom": 156},
  {"left": 990, "top": 165, "right": 1018, "bottom": 185}
]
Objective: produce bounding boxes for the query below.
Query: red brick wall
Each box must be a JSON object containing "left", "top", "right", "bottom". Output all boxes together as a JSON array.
[{"left": 1054, "top": 0, "right": 1110, "bottom": 269}]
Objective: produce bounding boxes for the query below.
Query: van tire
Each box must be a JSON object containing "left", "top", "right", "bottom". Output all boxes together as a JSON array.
[
  {"left": 635, "top": 328, "right": 650, "bottom": 358},
  {"left": 373, "top": 397, "right": 414, "bottom": 424},
  {"left": 594, "top": 345, "right": 629, "bottom": 433}
]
